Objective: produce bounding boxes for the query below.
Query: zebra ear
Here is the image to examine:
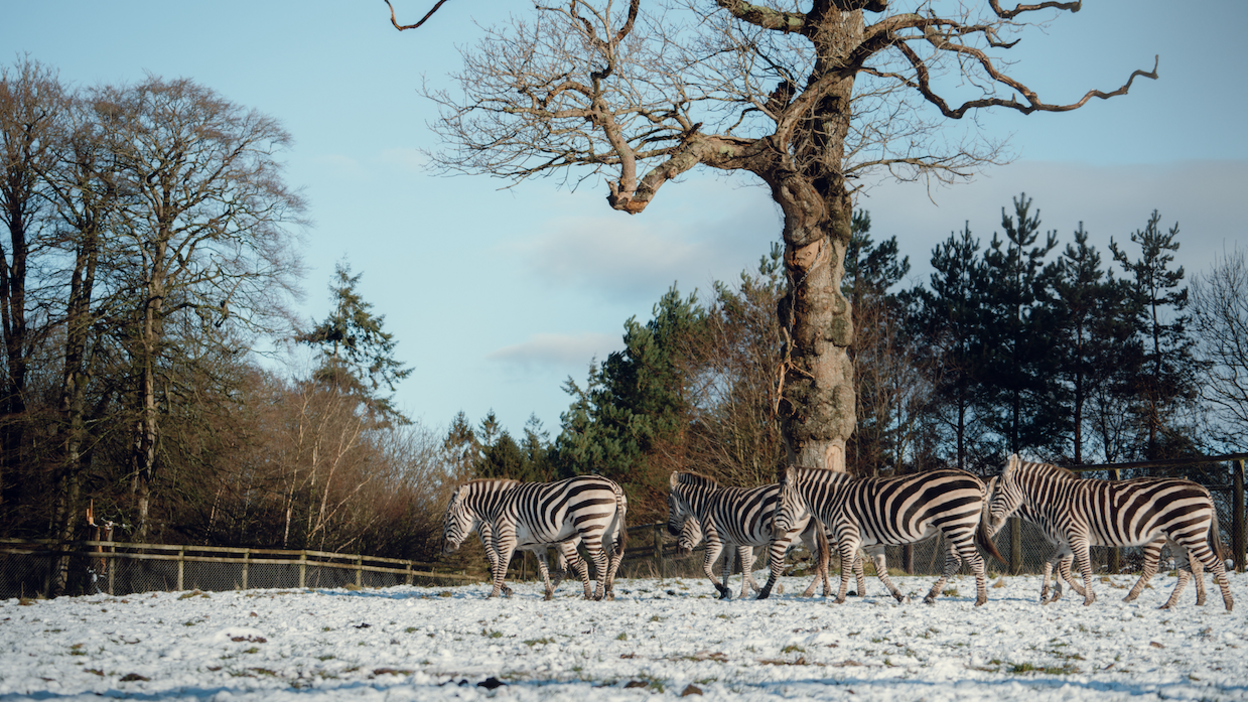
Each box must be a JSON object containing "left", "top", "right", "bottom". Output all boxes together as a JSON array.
[
  {"left": 1004, "top": 454, "right": 1020, "bottom": 480},
  {"left": 781, "top": 465, "right": 797, "bottom": 485},
  {"left": 669, "top": 472, "right": 681, "bottom": 488}
]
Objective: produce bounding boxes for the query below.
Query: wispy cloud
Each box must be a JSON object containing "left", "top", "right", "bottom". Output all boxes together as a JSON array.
[
  {"left": 487, "top": 332, "right": 622, "bottom": 372},
  {"left": 502, "top": 178, "right": 783, "bottom": 303}
]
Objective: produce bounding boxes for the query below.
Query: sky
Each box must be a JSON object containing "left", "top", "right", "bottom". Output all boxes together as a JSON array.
[
  {"left": 2, "top": 573, "right": 1247, "bottom": 700},
  {"left": 3, "top": 1, "right": 1246, "bottom": 438}
]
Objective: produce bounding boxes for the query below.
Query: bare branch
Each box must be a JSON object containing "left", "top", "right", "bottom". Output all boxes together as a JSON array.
[
  {"left": 989, "top": 0, "right": 1082, "bottom": 20},
  {"left": 384, "top": 0, "right": 453, "bottom": 31}
]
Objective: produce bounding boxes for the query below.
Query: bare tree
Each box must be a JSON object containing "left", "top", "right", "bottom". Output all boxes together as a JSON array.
[
  {"left": 390, "top": 0, "right": 1155, "bottom": 471},
  {"left": 1192, "top": 246, "right": 1248, "bottom": 448},
  {"left": 1, "top": 57, "right": 68, "bottom": 504},
  {"left": 96, "top": 76, "right": 306, "bottom": 540}
]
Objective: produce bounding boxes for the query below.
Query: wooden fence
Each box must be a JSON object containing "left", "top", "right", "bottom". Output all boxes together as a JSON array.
[{"left": 0, "top": 539, "right": 485, "bottom": 599}]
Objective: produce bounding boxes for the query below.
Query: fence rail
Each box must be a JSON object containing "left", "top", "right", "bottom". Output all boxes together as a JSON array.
[
  {"left": 2, "top": 456, "right": 1243, "bottom": 599},
  {"left": 0, "top": 538, "right": 485, "bottom": 599}
]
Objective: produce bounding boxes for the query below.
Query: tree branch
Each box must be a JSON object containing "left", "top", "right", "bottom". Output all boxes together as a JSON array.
[{"left": 384, "top": 0, "right": 453, "bottom": 31}]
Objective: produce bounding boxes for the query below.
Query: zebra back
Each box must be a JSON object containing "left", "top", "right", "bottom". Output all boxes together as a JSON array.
[{"left": 669, "top": 472, "right": 788, "bottom": 548}]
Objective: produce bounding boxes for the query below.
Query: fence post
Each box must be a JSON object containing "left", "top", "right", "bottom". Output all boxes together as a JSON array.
[
  {"left": 177, "top": 546, "right": 185, "bottom": 591},
  {"left": 1009, "top": 517, "right": 1022, "bottom": 575},
  {"left": 241, "top": 549, "right": 249, "bottom": 590},
  {"left": 299, "top": 551, "right": 307, "bottom": 589},
  {"left": 653, "top": 525, "right": 665, "bottom": 579},
  {"left": 107, "top": 543, "right": 115, "bottom": 596},
  {"left": 1107, "top": 468, "right": 1121, "bottom": 574},
  {"left": 355, "top": 555, "right": 363, "bottom": 588},
  {"left": 1234, "top": 459, "right": 1245, "bottom": 574},
  {"left": 406, "top": 561, "right": 413, "bottom": 586}
]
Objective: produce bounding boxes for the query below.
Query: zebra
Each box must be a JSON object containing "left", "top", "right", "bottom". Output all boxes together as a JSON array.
[
  {"left": 987, "top": 454, "right": 1232, "bottom": 611},
  {"left": 441, "top": 476, "right": 628, "bottom": 600},
  {"left": 984, "top": 474, "right": 1208, "bottom": 607},
  {"left": 759, "top": 466, "right": 1005, "bottom": 606},
  {"left": 666, "top": 472, "right": 844, "bottom": 599}
]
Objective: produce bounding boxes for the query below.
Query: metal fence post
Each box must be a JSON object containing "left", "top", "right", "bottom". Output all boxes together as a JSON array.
[
  {"left": 1234, "top": 459, "right": 1245, "bottom": 574},
  {"left": 653, "top": 525, "right": 665, "bottom": 579},
  {"left": 1009, "top": 517, "right": 1022, "bottom": 575},
  {"left": 1107, "top": 468, "right": 1121, "bottom": 574}
]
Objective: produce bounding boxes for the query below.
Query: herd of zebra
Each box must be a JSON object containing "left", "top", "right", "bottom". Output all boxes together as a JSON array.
[{"left": 439, "top": 454, "right": 1234, "bottom": 611}]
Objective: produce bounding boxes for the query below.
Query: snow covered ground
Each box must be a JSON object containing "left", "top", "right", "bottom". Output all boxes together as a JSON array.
[{"left": 2, "top": 571, "right": 1246, "bottom": 701}]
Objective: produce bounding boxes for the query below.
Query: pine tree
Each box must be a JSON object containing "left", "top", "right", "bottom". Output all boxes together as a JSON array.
[
  {"left": 297, "top": 262, "right": 413, "bottom": 425},
  {"left": 1109, "top": 212, "right": 1204, "bottom": 459},
  {"left": 979, "top": 194, "right": 1062, "bottom": 457},
  {"left": 913, "top": 223, "right": 992, "bottom": 471}
]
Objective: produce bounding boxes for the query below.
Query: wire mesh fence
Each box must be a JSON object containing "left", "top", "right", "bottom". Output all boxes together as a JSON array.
[
  {"left": 0, "top": 541, "right": 484, "bottom": 600},
  {"left": 3, "top": 458, "right": 1243, "bottom": 599}
]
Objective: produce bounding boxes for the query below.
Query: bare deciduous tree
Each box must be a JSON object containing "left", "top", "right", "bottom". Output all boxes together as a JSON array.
[
  {"left": 391, "top": 0, "right": 1155, "bottom": 471},
  {"left": 1192, "top": 246, "right": 1248, "bottom": 448},
  {"left": 98, "top": 76, "right": 306, "bottom": 540}
]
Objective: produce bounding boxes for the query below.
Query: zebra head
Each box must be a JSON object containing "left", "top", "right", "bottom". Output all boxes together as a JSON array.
[
  {"left": 666, "top": 472, "right": 701, "bottom": 537},
  {"left": 772, "top": 465, "right": 804, "bottom": 541},
  {"left": 987, "top": 454, "right": 1025, "bottom": 534},
  {"left": 676, "top": 516, "right": 702, "bottom": 557},
  {"left": 441, "top": 486, "right": 476, "bottom": 555}
]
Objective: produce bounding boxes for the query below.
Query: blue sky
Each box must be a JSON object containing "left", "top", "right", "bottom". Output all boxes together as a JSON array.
[{"left": 4, "top": 1, "right": 1246, "bottom": 438}]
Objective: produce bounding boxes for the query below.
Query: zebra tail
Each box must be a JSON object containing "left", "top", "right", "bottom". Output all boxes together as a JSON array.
[
  {"left": 614, "top": 490, "right": 629, "bottom": 555},
  {"left": 1209, "top": 502, "right": 1227, "bottom": 567},
  {"left": 977, "top": 518, "right": 1007, "bottom": 565}
]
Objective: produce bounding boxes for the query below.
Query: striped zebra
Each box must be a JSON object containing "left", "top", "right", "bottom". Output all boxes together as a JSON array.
[
  {"left": 985, "top": 475, "right": 1208, "bottom": 607},
  {"left": 442, "top": 476, "right": 628, "bottom": 600},
  {"left": 987, "top": 454, "right": 1232, "bottom": 610},
  {"left": 666, "top": 472, "right": 842, "bottom": 600},
  {"left": 759, "top": 466, "right": 1005, "bottom": 606}
]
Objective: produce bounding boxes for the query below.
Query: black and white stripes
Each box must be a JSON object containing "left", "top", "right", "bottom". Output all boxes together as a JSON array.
[
  {"left": 760, "top": 466, "right": 1003, "bottom": 606},
  {"left": 441, "top": 475, "right": 628, "bottom": 600},
  {"left": 988, "top": 454, "right": 1233, "bottom": 610},
  {"left": 666, "top": 472, "right": 832, "bottom": 600}
]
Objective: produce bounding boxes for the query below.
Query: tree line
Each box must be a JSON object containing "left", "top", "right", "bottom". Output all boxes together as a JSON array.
[
  {"left": 456, "top": 199, "right": 1247, "bottom": 523},
  {"left": 0, "top": 58, "right": 461, "bottom": 594},
  {"left": 5, "top": 57, "right": 1246, "bottom": 586}
]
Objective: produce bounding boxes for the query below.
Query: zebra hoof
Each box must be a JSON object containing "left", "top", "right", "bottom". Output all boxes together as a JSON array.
[
  {"left": 922, "top": 595, "right": 935, "bottom": 605},
  {"left": 974, "top": 596, "right": 987, "bottom": 607}
]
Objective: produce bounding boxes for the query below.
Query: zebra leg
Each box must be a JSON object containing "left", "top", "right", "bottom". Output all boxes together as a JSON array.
[
  {"left": 701, "top": 539, "right": 729, "bottom": 599},
  {"left": 1040, "top": 559, "right": 1055, "bottom": 604},
  {"left": 1178, "top": 528, "right": 1232, "bottom": 611},
  {"left": 720, "top": 546, "right": 737, "bottom": 601},
  {"left": 584, "top": 535, "right": 611, "bottom": 601},
  {"left": 868, "top": 546, "right": 907, "bottom": 604},
  {"left": 558, "top": 542, "right": 594, "bottom": 599},
  {"left": 534, "top": 550, "right": 556, "bottom": 601},
  {"left": 1160, "top": 554, "right": 1191, "bottom": 610},
  {"left": 739, "top": 546, "right": 758, "bottom": 600},
  {"left": 1072, "top": 538, "right": 1096, "bottom": 606},
  {"left": 924, "top": 542, "right": 956, "bottom": 604},
  {"left": 962, "top": 540, "right": 989, "bottom": 607},
  {"left": 1124, "top": 537, "right": 1165, "bottom": 603},
  {"left": 833, "top": 538, "right": 864, "bottom": 604},
  {"left": 755, "top": 537, "right": 788, "bottom": 600},
  {"left": 490, "top": 537, "right": 518, "bottom": 599},
  {"left": 1057, "top": 555, "right": 1084, "bottom": 599},
  {"left": 476, "top": 525, "right": 513, "bottom": 597}
]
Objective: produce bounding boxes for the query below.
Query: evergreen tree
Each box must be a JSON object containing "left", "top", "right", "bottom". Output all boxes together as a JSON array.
[
  {"left": 441, "top": 410, "right": 479, "bottom": 480},
  {"left": 913, "top": 223, "right": 992, "bottom": 472},
  {"left": 842, "top": 211, "right": 918, "bottom": 476},
  {"left": 553, "top": 286, "right": 705, "bottom": 520},
  {"left": 979, "top": 194, "right": 1062, "bottom": 457},
  {"left": 297, "top": 262, "right": 413, "bottom": 425},
  {"left": 1052, "top": 224, "right": 1135, "bottom": 464},
  {"left": 1110, "top": 212, "right": 1204, "bottom": 459}
]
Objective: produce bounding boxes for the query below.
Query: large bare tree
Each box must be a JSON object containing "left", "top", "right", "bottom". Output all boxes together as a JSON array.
[
  {"left": 99, "top": 76, "right": 306, "bottom": 540},
  {"left": 388, "top": 0, "right": 1155, "bottom": 471}
]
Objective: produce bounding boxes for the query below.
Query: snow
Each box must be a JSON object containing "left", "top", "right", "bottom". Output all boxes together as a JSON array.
[{"left": 2, "top": 572, "right": 1246, "bottom": 701}]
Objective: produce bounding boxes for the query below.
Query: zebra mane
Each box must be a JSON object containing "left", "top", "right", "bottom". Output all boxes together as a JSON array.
[
  {"left": 1006, "top": 455, "right": 1076, "bottom": 481},
  {"left": 670, "top": 471, "right": 719, "bottom": 489}
]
